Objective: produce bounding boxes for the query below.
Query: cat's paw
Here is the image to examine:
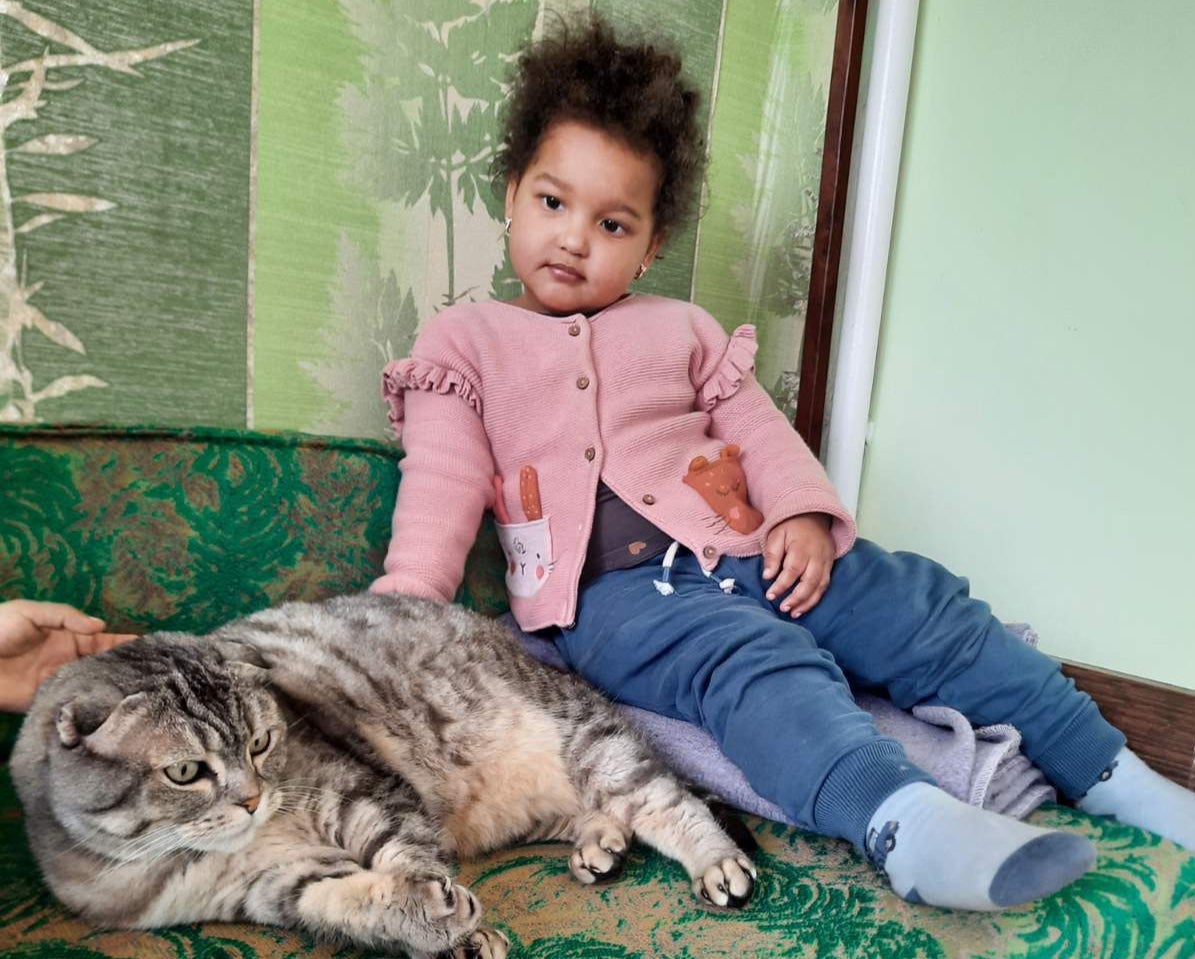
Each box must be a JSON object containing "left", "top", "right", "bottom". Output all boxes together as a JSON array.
[
  {"left": 438, "top": 925, "right": 510, "bottom": 959},
  {"left": 411, "top": 873, "right": 482, "bottom": 936},
  {"left": 569, "top": 829, "right": 628, "bottom": 885},
  {"left": 692, "top": 854, "right": 756, "bottom": 909}
]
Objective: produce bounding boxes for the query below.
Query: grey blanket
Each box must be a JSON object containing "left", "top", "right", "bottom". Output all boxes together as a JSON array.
[{"left": 505, "top": 616, "right": 1055, "bottom": 824}]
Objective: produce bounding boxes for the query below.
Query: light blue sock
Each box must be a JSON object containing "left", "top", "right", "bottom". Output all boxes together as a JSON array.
[
  {"left": 1077, "top": 747, "right": 1195, "bottom": 851},
  {"left": 866, "top": 782, "right": 1096, "bottom": 911}
]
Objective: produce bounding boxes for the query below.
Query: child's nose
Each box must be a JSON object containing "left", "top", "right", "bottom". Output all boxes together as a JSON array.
[{"left": 558, "top": 216, "right": 588, "bottom": 256}]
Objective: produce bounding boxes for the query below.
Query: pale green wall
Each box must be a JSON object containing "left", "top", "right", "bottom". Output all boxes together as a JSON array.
[{"left": 858, "top": 2, "right": 1195, "bottom": 688}]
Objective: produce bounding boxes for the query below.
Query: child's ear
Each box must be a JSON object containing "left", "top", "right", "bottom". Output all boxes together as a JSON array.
[
  {"left": 504, "top": 177, "right": 519, "bottom": 220},
  {"left": 642, "top": 230, "right": 666, "bottom": 269}
]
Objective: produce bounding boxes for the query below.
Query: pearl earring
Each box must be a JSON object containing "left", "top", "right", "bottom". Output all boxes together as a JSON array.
[
  {"left": 502, "top": 217, "right": 512, "bottom": 235},
  {"left": 634, "top": 262, "right": 647, "bottom": 280}
]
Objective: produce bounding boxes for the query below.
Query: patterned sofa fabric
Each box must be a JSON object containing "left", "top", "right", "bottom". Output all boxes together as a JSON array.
[
  {"left": 0, "top": 423, "right": 509, "bottom": 634},
  {"left": 1, "top": 425, "right": 1194, "bottom": 959},
  {"left": 0, "top": 423, "right": 509, "bottom": 757}
]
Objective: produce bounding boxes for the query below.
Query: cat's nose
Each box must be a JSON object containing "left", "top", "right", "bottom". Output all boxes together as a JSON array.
[{"left": 239, "top": 793, "right": 261, "bottom": 814}]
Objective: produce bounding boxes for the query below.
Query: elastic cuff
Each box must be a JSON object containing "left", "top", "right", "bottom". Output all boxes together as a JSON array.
[
  {"left": 813, "top": 740, "right": 934, "bottom": 849},
  {"left": 1030, "top": 704, "right": 1126, "bottom": 800}
]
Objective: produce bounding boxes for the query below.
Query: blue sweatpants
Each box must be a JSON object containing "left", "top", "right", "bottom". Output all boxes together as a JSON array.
[{"left": 551, "top": 539, "right": 1125, "bottom": 848}]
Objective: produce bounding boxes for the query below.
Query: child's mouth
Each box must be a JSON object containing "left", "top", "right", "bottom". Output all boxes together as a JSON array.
[{"left": 547, "top": 263, "right": 584, "bottom": 282}]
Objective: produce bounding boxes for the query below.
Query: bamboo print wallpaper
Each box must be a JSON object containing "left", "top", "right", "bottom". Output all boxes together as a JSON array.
[
  {"left": 3, "top": 0, "right": 839, "bottom": 438},
  {"left": 0, "top": 0, "right": 253, "bottom": 427}
]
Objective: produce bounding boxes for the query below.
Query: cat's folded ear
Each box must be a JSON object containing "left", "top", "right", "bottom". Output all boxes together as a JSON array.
[
  {"left": 206, "top": 637, "right": 270, "bottom": 685},
  {"left": 56, "top": 692, "right": 147, "bottom": 752},
  {"left": 208, "top": 636, "right": 269, "bottom": 668},
  {"left": 227, "top": 661, "right": 270, "bottom": 687}
]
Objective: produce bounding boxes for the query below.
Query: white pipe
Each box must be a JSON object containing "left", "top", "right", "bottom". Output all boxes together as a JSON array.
[{"left": 824, "top": 0, "right": 920, "bottom": 516}]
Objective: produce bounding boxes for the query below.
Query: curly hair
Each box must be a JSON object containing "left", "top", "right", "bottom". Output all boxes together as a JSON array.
[{"left": 492, "top": 14, "right": 706, "bottom": 236}]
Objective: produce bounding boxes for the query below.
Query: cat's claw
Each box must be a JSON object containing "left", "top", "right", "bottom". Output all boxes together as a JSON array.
[
  {"left": 437, "top": 925, "right": 509, "bottom": 959},
  {"left": 570, "top": 831, "right": 629, "bottom": 885},
  {"left": 413, "top": 873, "right": 482, "bottom": 932},
  {"left": 692, "top": 854, "right": 756, "bottom": 909}
]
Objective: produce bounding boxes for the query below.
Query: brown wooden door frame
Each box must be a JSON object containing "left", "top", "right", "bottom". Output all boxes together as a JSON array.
[{"left": 793, "top": 0, "right": 869, "bottom": 456}]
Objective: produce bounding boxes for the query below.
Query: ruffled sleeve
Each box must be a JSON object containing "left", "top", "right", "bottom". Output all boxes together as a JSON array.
[
  {"left": 697, "top": 325, "right": 758, "bottom": 412},
  {"left": 381, "top": 357, "right": 483, "bottom": 440}
]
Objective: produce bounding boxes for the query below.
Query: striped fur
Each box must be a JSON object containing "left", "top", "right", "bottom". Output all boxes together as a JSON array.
[{"left": 11, "top": 593, "right": 755, "bottom": 959}]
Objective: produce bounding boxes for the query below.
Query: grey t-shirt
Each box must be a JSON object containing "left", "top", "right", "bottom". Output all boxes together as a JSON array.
[{"left": 581, "top": 481, "right": 673, "bottom": 583}]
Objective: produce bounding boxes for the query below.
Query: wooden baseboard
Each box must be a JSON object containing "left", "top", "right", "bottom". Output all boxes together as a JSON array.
[{"left": 1061, "top": 660, "right": 1195, "bottom": 789}]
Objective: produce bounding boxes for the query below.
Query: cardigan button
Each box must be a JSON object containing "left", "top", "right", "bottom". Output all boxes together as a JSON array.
[
  {"left": 584, "top": 446, "right": 596, "bottom": 461},
  {"left": 702, "top": 545, "right": 716, "bottom": 559},
  {"left": 642, "top": 494, "right": 656, "bottom": 505},
  {"left": 568, "top": 324, "right": 581, "bottom": 336},
  {"left": 576, "top": 375, "right": 590, "bottom": 390}
]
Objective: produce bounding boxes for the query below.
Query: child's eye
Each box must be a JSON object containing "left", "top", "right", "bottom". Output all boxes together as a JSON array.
[
  {"left": 600, "top": 218, "right": 625, "bottom": 236},
  {"left": 541, "top": 195, "right": 562, "bottom": 211}
]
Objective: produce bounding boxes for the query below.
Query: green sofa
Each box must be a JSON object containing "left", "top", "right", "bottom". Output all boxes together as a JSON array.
[{"left": 1, "top": 424, "right": 1192, "bottom": 959}]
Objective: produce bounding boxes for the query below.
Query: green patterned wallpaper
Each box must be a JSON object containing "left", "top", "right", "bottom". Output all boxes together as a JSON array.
[
  {"left": 694, "top": 0, "right": 838, "bottom": 411},
  {"left": 0, "top": 0, "right": 253, "bottom": 427},
  {"left": 2, "top": 0, "right": 839, "bottom": 438}
]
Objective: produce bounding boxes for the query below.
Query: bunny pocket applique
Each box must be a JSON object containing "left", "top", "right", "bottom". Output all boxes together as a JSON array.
[{"left": 493, "top": 466, "right": 555, "bottom": 598}]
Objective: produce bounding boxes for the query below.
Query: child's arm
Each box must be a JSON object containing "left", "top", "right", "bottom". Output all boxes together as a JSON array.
[
  {"left": 691, "top": 313, "right": 857, "bottom": 558},
  {"left": 370, "top": 383, "right": 493, "bottom": 603}
]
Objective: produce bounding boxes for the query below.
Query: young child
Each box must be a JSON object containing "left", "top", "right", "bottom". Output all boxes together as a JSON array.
[{"left": 371, "top": 15, "right": 1195, "bottom": 912}]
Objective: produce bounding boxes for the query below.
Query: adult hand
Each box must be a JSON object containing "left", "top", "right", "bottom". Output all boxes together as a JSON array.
[
  {"left": 0, "top": 600, "right": 136, "bottom": 711},
  {"left": 761, "top": 514, "right": 836, "bottom": 618}
]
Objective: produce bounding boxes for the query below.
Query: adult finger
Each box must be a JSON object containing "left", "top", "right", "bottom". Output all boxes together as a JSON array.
[
  {"left": 15, "top": 601, "right": 105, "bottom": 635},
  {"left": 73, "top": 631, "right": 137, "bottom": 658},
  {"left": 0, "top": 618, "right": 44, "bottom": 657}
]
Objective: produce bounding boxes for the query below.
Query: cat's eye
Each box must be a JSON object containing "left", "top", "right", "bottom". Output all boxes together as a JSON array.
[
  {"left": 163, "top": 760, "right": 204, "bottom": 785},
  {"left": 249, "top": 731, "right": 271, "bottom": 756}
]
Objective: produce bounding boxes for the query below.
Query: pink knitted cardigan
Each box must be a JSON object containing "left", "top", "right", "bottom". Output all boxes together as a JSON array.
[{"left": 370, "top": 294, "right": 857, "bottom": 630}]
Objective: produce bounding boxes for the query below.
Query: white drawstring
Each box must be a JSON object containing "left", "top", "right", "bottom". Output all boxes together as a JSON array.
[
  {"left": 653, "top": 541, "right": 735, "bottom": 595},
  {"left": 653, "top": 541, "right": 681, "bottom": 596},
  {"left": 703, "top": 568, "right": 737, "bottom": 593}
]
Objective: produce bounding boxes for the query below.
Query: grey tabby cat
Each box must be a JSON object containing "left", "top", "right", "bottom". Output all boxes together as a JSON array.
[{"left": 12, "top": 593, "right": 756, "bottom": 958}]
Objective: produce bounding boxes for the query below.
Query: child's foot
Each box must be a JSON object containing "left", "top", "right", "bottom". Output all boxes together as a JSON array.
[
  {"left": 866, "top": 782, "right": 1096, "bottom": 911},
  {"left": 1077, "top": 747, "right": 1195, "bottom": 850}
]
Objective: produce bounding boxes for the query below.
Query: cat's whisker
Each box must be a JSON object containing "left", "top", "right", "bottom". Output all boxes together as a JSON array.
[
  {"left": 287, "top": 712, "right": 315, "bottom": 732},
  {"left": 50, "top": 823, "right": 107, "bottom": 861},
  {"left": 58, "top": 821, "right": 176, "bottom": 865},
  {"left": 115, "top": 825, "right": 182, "bottom": 859},
  {"left": 99, "top": 844, "right": 171, "bottom": 877},
  {"left": 273, "top": 787, "right": 337, "bottom": 806},
  {"left": 275, "top": 781, "right": 354, "bottom": 803},
  {"left": 270, "top": 791, "right": 329, "bottom": 810},
  {"left": 95, "top": 828, "right": 187, "bottom": 875}
]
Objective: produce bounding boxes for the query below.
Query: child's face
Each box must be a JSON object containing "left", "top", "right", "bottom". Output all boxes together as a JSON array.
[{"left": 504, "top": 120, "right": 664, "bottom": 316}]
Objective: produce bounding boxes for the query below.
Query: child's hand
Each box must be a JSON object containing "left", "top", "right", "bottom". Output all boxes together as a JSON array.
[
  {"left": 762, "top": 514, "right": 836, "bottom": 618},
  {"left": 0, "top": 600, "right": 137, "bottom": 712}
]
